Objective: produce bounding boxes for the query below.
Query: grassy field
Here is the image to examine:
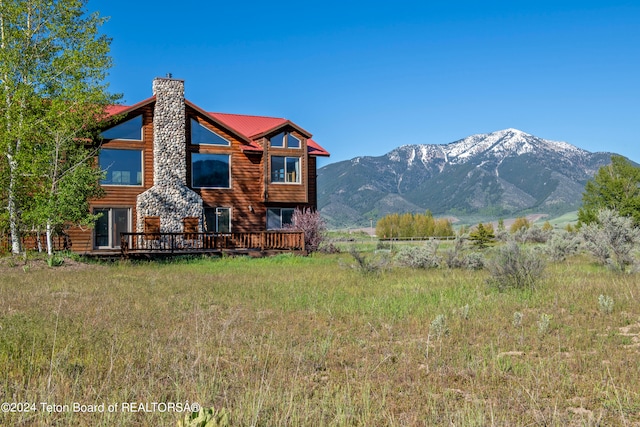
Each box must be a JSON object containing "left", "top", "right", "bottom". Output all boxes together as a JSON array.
[{"left": 0, "top": 250, "right": 639, "bottom": 426}]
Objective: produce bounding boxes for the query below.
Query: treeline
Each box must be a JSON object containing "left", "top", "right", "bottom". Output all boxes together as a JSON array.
[{"left": 376, "top": 211, "right": 454, "bottom": 238}]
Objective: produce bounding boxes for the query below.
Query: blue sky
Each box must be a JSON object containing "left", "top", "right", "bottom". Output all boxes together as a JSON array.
[{"left": 97, "top": 0, "right": 640, "bottom": 166}]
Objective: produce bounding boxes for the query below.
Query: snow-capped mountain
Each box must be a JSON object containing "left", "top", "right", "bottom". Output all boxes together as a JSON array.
[{"left": 318, "top": 129, "right": 615, "bottom": 227}]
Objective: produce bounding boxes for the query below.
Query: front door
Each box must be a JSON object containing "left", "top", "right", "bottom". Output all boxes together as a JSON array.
[{"left": 94, "top": 208, "right": 131, "bottom": 249}]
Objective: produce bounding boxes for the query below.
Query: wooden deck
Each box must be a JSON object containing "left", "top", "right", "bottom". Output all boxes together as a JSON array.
[
  {"left": 115, "top": 230, "right": 306, "bottom": 259},
  {"left": 3, "top": 230, "right": 306, "bottom": 259}
]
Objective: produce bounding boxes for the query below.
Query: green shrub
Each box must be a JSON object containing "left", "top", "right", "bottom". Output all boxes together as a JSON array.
[
  {"left": 46, "top": 254, "right": 64, "bottom": 267},
  {"left": 486, "top": 241, "right": 546, "bottom": 291},
  {"left": 178, "top": 406, "right": 230, "bottom": 427}
]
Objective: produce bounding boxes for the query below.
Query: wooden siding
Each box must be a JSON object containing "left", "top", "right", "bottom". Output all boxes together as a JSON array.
[
  {"left": 188, "top": 108, "right": 266, "bottom": 233},
  {"left": 307, "top": 156, "right": 318, "bottom": 209},
  {"left": 263, "top": 130, "right": 309, "bottom": 204},
  {"left": 66, "top": 106, "right": 154, "bottom": 253}
]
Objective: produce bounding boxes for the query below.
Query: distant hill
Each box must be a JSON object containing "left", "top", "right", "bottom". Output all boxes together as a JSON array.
[{"left": 318, "top": 129, "right": 615, "bottom": 227}]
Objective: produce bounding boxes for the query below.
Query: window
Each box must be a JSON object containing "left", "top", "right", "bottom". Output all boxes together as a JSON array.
[
  {"left": 271, "top": 156, "right": 300, "bottom": 183},
  {"left": 99, "top": 149, "right": 143, "bottom": 185},
  {"left": 270, "top": 131, "right": 300, "bottom": 148},
  {"left": 101, "top": 115, "right": 142, "bottom": 140},
  {"left": 192, "top": 153, "right": 230, "bottom": 188},
  {"left": 267, "top": 208, "right": 294, "bottom": 230},
  {"left": 204, "top": 207, "right": 231, "bottom": 233},
  {"left": 190, "top": 119, "right": 230, "bottom": 145},
  {"left": 94, "top": 208, "right": 130, "bottom": 248}
]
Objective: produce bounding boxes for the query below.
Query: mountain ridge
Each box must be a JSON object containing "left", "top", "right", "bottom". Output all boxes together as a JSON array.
[{"left": 318, "top": 129, "right": 615, "bottom": 227}]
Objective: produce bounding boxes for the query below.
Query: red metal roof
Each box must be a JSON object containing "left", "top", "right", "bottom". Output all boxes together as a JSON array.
[
  {"left": 208, "top": 112, "right": 288, "bottom": 139},
  {"left": 105, "top": 105, "right": 130, "bottom": 116},
  {"left": 103, "top": 100, "right": 329, "bottom": 156},
  {"left": 105, "top": 96, "right": 156, "bottom": 119},
  {"left": 307, "top": 139, "right": 330, "bottom": 157},
  {"left": 208, "top": 112, "right": 329, "bottom": 156}
]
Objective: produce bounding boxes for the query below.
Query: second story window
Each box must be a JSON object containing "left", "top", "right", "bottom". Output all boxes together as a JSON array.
[
  {"left": 270, "top": 131, "right": 300, "bottom": 149},
  {"left": 99, "top": 149, "right": 143, "bottom": 186},
  {"left": 101, "top": 115, "right": 143, "bottom": 141},
  {"left": 191, "top": 119, "right": 230, "bottom": 145},
  {"left": 271, "top": 156, "right": 300, "bottom": 184},
  {"left": 192, "top": 153, "right": 231, "bottom": 188}
]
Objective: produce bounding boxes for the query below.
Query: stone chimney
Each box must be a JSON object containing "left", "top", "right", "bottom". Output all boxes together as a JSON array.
[
  {"left": 152, "top": 77, "right": 186, "bottom": 185},
  {"left": 136, "top": 77, "right": 203, "bottom": 233}
]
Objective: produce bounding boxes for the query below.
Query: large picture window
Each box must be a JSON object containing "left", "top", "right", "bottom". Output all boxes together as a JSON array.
[
  {"left": 101, "top": 115, "right": 142, "bottom": 141},
  {"left": 271, "top": 156, "right": 300, "bottom": 183},
  {"left": 204, "top": 207, "right": 231, "bottom": 233},
  {"left": 190, "top": 119, "right": 230, "bottom": 145},
  {"left": 99, "top": 149, "right": 143, "bottom": 185},
  {"left": 192, "top": 153, "right": 230, "bottom": 188}
]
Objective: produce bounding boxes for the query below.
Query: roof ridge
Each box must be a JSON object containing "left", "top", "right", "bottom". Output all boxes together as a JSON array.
[{"left": 209, "top": 111, "right": 286, "bottom": 120}]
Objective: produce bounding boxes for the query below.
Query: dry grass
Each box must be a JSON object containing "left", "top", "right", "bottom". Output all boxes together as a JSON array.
[{"left": 0, "top": 252, "right": 639, "bottom": 426}]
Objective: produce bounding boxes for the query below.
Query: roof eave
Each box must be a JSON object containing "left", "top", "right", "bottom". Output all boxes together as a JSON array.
[
  {"left": 104, "top": 96, "right": 156, "bottom": 120},
  {"left": 250, "top": 120, "right": 313, "bottom": 140},
  {"left": 186, "top": 99, "right": 252, "bottom": 144}
]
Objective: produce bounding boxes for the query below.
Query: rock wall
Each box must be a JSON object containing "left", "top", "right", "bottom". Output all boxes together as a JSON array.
[{"left": 136, "top": 77, "right": 203, "bottom": 233}]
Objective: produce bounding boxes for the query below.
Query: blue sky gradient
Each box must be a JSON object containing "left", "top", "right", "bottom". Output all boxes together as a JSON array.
[{"left": 98, "top": 1, "right": 640, "bottom": 165}]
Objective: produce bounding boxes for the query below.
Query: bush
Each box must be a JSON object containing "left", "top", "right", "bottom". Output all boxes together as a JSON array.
[
  {"left": 545, "top": 230, "right": 580, "bottom": 262},
  {"left": 486, "top": 241, "right": 546, "bottom": 291},
  {"left": 347, "top": 247, "right": 390, "bottom": 275},
  {"left": 442, "top": 237, "right": 484, "bottom": 269},
  {"left": 598, "top": 294, "right": 614, "bottom": 314},
  {"left": 395, "top": 241, "right": 440, "bottom": 269},
  {"left": 524, "top": 226, "right": 552, "bottom": 243},
  {"left": 289, "top": 208, "right": 326, "bottom": 252},
  {"left": 580, "top": 209, "right": 640, "bottom": 272},
  {"left": 46, "top": 254, "right": 65, "bottom": 267},
  {"left": 318, "top": 242, "right": 340, "bottom": 254},
  {"left": 459, "top": 252, "right": 485, "bottom": 270}
]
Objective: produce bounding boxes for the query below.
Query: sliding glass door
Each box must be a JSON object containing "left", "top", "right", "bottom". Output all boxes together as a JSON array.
[{"left": 94, "top": 208, "right": 131, "bottom": 249}]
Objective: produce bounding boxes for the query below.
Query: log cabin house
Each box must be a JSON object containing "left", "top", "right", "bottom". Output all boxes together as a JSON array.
[{"left": 65, "top": 76, "right": 329, "bottom": 256}]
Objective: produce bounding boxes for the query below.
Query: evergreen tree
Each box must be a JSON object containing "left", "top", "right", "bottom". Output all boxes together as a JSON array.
[{"left": 468, "top": 223, "right": 495, "bottom": 248}]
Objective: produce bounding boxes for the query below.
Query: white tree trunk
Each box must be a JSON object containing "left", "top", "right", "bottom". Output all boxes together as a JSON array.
[
  {"left": 7, "top": 156, "right": 21, "bottom": 254},
  {"left": 46, "top": 221, "right": 53, "bottom": 256}
]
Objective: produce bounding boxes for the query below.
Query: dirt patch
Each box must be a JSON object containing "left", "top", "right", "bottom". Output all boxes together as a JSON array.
[
  {"left": 619, "top": 322, "right": 640, "bottom": 350},
  {"left": 0, "top": 255, "right": 102, "bottom": 273}
]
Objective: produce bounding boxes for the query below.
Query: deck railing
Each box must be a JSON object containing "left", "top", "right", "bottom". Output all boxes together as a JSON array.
[{"left": 120, "top": 231, "right": 305, "bottom": 255}]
